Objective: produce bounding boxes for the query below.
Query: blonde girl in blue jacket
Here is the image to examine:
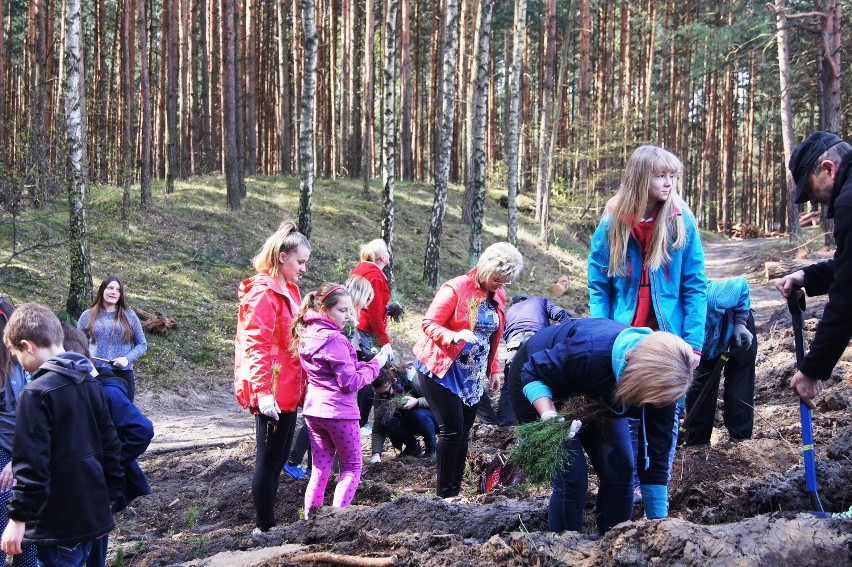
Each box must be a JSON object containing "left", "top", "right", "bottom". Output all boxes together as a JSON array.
[{"left": 587, "top": 144, "right": 707, "bottom": 510}]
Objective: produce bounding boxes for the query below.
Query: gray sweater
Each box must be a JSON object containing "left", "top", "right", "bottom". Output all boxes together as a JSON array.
[{"left": 77, "top": 309, "right": 148, "bottom": 370}]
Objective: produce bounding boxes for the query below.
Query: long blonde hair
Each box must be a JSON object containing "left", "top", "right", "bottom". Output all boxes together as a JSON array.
[
  {"left": 290, "top": 283, "right": 350, "bottom": 353},
  {"left": 614, "top": 331, "right": 693, "bottom": 408},
  {"left": 345, "top": 275, "right": 374, "bottom": 311},
  {"left": 252, "top": 220, "right": 311, "bottom": 280},
  {"left": 607, "top": 145, "right": 687, "bottom": 277}
]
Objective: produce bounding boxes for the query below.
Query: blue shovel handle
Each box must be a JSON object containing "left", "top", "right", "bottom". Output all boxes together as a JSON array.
[{"left": 788, "top": 294, "right": 827, "bottom": 516}]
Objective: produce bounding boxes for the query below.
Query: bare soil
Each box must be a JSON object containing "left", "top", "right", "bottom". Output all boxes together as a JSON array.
[{"left": 120, "top": 237, "right": 852, "bottom": 567}]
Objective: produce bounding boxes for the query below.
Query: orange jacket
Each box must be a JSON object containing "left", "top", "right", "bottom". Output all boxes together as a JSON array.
[
  {"left": 413, "top": 270, "right": 506, "bottom": 379},
  {"left": 234, "top": 273, "right": 305, "bottom": 413}
]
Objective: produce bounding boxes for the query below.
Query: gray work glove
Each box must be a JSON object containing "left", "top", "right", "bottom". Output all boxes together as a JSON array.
[{"left": 732, "top": 323, "right": 753, "bottom": 350}]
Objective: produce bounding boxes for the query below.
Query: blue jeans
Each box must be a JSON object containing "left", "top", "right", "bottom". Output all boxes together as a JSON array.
[
  {"left": 37, "top": 541, "right": 93, "bottom": 567},
  {"left": 549, "top": 417, "right": 634, "bottom": 534},
  {"left": 399, "top": 408, "right": 438, "bottom": 452}
]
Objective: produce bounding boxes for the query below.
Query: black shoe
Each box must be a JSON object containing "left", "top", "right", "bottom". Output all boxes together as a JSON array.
[{"left": 401, "top": 443, "right": 424, "bottom": 457}]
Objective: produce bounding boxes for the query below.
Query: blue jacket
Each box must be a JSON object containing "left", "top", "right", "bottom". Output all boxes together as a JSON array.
[
  {"left": 0, "top": 364, "right": 29, "bottom": 454},
  {"left": 503, "top": 297, "right": 569, "bottom": 343},
  {"left": 97, "top": 367, "right": 154, "bottom": 513},
  {"left": 702, "top": 278, "right": 751, "bottom": 360},
  {"left": 518, "top": 319, "right": 675, "bottom": 486},
  {"left": 587, "top": 206, "right": 707, "bottom": 353}
]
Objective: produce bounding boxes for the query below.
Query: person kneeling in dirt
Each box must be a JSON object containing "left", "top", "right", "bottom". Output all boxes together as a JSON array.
[
  {"left": 370, "top": 367, "right": 438, "bottom": 462},
  {"left": 61, "top": 325, "right": 154, "bottom": 567},
  {"left": 683, "top": 278, "right": 756, "bottom": 447},
  {"left": 508, "top": 318, "right": 693, "bottom": 534}
]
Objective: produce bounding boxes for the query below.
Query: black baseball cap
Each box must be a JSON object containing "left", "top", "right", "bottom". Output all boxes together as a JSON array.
[{"left": 789, "top": 131, "right": 843, "bottom": 204}]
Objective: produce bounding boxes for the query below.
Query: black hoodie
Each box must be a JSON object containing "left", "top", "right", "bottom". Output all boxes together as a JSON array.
[{"left": 8, "top": 352, "right": 123, "bottom": 546}]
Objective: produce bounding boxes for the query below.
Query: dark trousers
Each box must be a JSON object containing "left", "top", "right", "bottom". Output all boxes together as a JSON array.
[
  {"left": 357, "top": 385, "right": 374, "bottom": 427},
  {"left": 549, "top": 417, "right": 634, "bottom": 534},
  {"left": 85, "top": 535, "right": 107, "bottom": 567},
  {"left": 37, "top": 540, "right": 94, "bottom": 567},
  {"left": 287, "top": 420, "right": 312, "bottom": 467},
  {"left": 377, "top": 408, "right": 438, "bottom": 453},
  {"left": 419, "top": 372, "right": 478, "bottom": 497},
  {"left": 685, "top": 314, "right": 757, "bottom": 446},
  {"left": 113, "top": 368, "right": 136, "bottom": 402},
  {"left": 252, "top": 411, "right": 297, "bottom": 531}
]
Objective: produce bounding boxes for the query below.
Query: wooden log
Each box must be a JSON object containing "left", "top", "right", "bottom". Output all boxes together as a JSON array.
[
  {"left": 549, "top": 274, "right": 570, "bottom": 296},
  {"left": 134, "top": 308, "right": 179, "bottom": 335},
  {"left": 764, "top": 259, "right": 815, "bottom": 281}
]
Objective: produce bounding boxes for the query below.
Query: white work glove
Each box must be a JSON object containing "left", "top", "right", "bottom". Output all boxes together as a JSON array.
[
  {"left": 380, "top": 343, "right": 395, "bottom": 362},
  {"left": 541, "top": 410, "right": 565, "bottom": 423},
  {"left": 373, "top": 350, "right": 389, "bottom": 369},
  {"left": 732, "top": 323, "right": 753, "bottom": 350},
  {"left": 567, "top": 420, "right": 582, "bottom": 440},
  {"left": 454, "top": 329, "right": 479, "bottom": 344},
  {"left": 257, "top": 394, "right": 280, "bottom": 420}
]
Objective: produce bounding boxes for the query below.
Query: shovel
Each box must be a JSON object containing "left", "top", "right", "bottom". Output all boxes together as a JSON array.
[{"left": 788, "top": 293, "right": 828, "bottom": 516}]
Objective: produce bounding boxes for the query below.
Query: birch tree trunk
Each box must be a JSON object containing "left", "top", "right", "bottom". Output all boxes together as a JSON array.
[
  {"left": 137, "top": 0, "right": 152, "bottom": 206},
  {"left": 505, "top": 0, "right": 526, "bottom": 246},
  {"left": 771, "top": 0, "right": 799, "bottom": 236},
  {"left": 381, "top": 0, "right": 398, "bottom": 292},
  {"left": 65, "top": 0, "right": 93, "bottom": 318},
  {"left": 399, "top": 0, "right": 413, "bottom": 181},
  {"left": 223, "top": 0, "right": 242, "bottom": 210},
  {"left": 466, "top": 0, "right": 492, "bottom": 267},
  {"left": 362, "top": 0, "right": 376, "bottom": 197},
  {"left": 422, "top": 0, "right": 459, "bottom": 288},
  {"left": 297, "top": 0, "right": 317, "bottom": 238},
  {"left": 535, "top": 0, "right": 556, "bottom": 246}
]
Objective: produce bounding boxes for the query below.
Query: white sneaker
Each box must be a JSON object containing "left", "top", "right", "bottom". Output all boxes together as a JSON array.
[
  {"left": 360, "top": 424, "right": 373, "bottom": 437},
  {"left": 370, "top": 453, "right": 381, "bottom": 463}
]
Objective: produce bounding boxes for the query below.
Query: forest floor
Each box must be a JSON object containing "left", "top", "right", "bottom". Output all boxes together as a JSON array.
[{"left": 120, "top": 236, "right": 852, "bottom": 567}]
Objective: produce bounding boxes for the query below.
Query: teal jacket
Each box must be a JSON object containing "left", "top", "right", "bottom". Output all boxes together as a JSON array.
[{"left": 588, "top": 205, "right": 708, "bottom": 353}]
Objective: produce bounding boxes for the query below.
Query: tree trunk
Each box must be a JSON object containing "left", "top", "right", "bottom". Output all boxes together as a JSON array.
[
  {"left": 0, "top": 0, "right": 5, "bottom": 164},
  {"left": 576, "top": 0, "right": 589, "bottom": 187},
  {"left": 535, "top": 0, "right": 556, "bottom": 246},
  {"left": 197, "top": 0, "right": 214, "bottom": 173},
  {"left": 771, "top": 0, "right": 799, "bottom": 237},
  {"left": 222, "top": 0, "right": 242, "bottom": 209},
  {"left": 399, "top": 0, "right": 412, "bottom": 181},
  {"left": 422, "top": 0, "right": 459, "bottom": 288},
  {"left": 121, "top": 0, "right": 135, "bottom": 222},
  {"left": 505, "top": 0, "right": 526, "bottom": 246},
  {"left": 362, "top": 0, "right": 376, "bottom": 197},
  {"left": 65, "top": 0, "right": 94, "bottom": 318},
  {"left": 277, "top": 0, "right": 293, "bottom": 173},
  {"left": 165, "top": 0, "right": 179, "bottom": 193},
  {"left": 297, "top": 0, "right": 317, "bottom": 237},
  {"left": 466, "top": 0, "right": 492, "bottom": 266},
  {"left": 137, "top": 0, "right": 152, "bottom": 207},
  {"left": 381, "top": 0, "right": 399, "bottom": 292},
  {"left": 820, "top": 0, "right": 841, "bottom": 134},
  {"left": 245, "top": 0, "right": 257, "bottom": 174}
]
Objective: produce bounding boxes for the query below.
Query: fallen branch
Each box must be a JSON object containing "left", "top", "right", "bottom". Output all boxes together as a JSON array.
[{"left": 288, "top": 552, "right": 397, "bottom": 566}]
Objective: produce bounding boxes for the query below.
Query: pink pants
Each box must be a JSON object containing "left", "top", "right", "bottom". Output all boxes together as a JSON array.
[{"left": 303, "top": 416, "right": 362, "bottom": 518}]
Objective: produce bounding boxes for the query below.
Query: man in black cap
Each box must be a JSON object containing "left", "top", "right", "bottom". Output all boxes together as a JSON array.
[{"left": 775, "top": 131, "right": 852, "bottom": 409}]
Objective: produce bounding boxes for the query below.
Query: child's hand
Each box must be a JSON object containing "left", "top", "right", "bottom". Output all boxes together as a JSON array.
[
  {"left": 257, "top": 394, "right": 280, "bottom": 420},
  {"left": 0, "top": 462, "right": 14, "bottom": 492},
  {"left": 112, "top": 356, "right": 130, "bottom": 369},
  {"left": 403, "top": 396, "right": 418, "bottom": 410},
  {"left": 373, "top": 351, "right": 389, "bottom": 369},
  {"left": 1, "top": 519, "right": 25, "bottom": 555}
]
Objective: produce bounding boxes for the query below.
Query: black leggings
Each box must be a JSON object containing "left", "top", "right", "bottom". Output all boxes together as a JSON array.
[
  {"left": 252, "top": 411, "right": 297, "bottom": 531},
  {"left": 419, "top": 372, "right": 478, "bottom": 497}
]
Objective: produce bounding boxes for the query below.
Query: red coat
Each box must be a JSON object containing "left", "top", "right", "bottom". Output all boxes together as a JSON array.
[
  {"left": 413, "top": 270, "right": 506, "bottom": 379},
  {"left": 351, "top": 261, "right": 391, "bottom": 345},
  {"left": 233, "top": 273, "right": 305, "bottom": 413}
]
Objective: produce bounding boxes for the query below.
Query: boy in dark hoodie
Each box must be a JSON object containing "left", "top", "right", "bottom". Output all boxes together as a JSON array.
[
  {"left": 61, "top": 324, "right": 154, "bottom": 567},
  {"left": 1, "top": 303, "right": 123, "bottom": 567}
]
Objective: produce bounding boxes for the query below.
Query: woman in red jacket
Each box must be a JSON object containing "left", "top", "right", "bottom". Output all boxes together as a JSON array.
[
  {"left": 350, "top": 239, "right": 393, "bottom": 430},
  {"left": 412, "top": 242, "right": 523, "bottom": 499},
  {"left": 234, "top": 220, "right": 310, "bottom": 536}
]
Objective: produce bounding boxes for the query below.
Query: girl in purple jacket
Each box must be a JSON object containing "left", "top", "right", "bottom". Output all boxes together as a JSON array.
[{"left": 290, "top": 283, "right": 388, "bottom": 519}]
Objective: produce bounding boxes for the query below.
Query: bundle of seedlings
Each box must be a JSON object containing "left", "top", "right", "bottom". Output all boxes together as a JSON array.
[
  {"left": 510, "top": 395, "right": 610, "bottom": 485},
  {"left": 372, "top": 393, "right": 409, "bottom": 425},
  {"left": 371, "top": 365, "right": 409, "bottom": 426}
]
